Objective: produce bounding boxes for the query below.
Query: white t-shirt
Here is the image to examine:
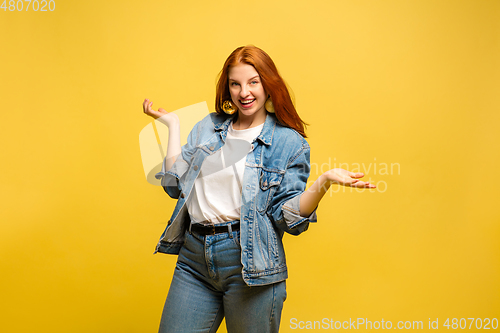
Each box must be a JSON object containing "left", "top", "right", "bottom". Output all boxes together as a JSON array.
[{"left": 187, "top": 121, "right": 264, "bottom": 225}]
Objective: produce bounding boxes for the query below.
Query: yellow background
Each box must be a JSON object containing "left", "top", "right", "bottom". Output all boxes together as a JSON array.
[{"left": 1, "top": 0, "right": 499, "bottom": 332}]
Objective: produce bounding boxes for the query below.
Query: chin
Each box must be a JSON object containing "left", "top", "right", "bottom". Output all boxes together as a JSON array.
[{"left": 241, "top": 106, "right": 264, "bottom": 115}]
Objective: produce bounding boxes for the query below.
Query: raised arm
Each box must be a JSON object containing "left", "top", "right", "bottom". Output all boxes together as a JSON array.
[
  {"left": 299, "top": 169, "right": 376, "bottom": 217},
  {"left": 142, "top": 98, "right": 181, "bottom": 171}
]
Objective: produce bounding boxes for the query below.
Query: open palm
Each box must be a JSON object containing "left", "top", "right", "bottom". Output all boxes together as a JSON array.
[{"left": 326, "top": 168, "right": 376, "bottom": 188}]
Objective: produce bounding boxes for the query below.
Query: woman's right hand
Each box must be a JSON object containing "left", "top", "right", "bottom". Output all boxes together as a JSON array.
[{"left": 142, "top": 98, "right": 179, "bottom": 128}]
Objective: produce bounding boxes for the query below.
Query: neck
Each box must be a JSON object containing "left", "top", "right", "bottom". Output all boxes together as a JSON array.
[{"left": 233, "top": 112, "right": 266, "bottom": 130}]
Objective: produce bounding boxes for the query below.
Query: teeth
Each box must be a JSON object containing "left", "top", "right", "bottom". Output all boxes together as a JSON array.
[{"left": 241, "top": 99, "right": 255, "bottom": 105}]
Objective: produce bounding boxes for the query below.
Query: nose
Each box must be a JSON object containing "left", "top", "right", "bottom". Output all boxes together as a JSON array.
[{"left": 239, "top": 85, "right": 250, "bottom": 98}]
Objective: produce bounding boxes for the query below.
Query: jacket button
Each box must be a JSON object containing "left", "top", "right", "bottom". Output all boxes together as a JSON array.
[
  {"left": 263, "top": 181, "right": 268, "bottom": 187},
  {"left": 209, "top": 146, "right": 215, "bottom": 151},
  {"left": 181, "top": 193, "right": 186, "bottom": 198},
  {"left": 194, "top": 165, "right": 198, "bottom": 171}
]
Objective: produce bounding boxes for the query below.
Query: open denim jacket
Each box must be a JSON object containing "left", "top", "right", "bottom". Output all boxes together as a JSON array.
[{"left": 154, "top": 112, "right": 317, "bottom": 286}]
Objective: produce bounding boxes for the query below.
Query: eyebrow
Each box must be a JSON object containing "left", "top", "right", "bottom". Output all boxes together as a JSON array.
[{"left": 228, "top": 75, "right": 260, "bottom": 82}]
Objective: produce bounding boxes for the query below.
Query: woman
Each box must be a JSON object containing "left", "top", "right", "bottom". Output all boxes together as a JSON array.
[{"left": 143, "top": 45, "right": 375, "bottom": 333}]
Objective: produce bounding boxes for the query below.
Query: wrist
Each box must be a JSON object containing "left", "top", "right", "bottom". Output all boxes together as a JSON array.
[
  {"left": 322, "top": 171, "right": 335, "bottom": 185},
  {"left": 158, "top": 114, "right": 180, "bottom": 129}
]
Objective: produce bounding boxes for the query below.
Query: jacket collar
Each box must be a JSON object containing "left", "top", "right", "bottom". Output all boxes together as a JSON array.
[{"left": 212, "top": 112, "right": 276, "bottom": 146}]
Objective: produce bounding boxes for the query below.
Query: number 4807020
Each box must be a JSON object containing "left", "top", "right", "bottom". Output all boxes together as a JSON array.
[
  {"left": 443, "top": 318, "right": 498, "bottom": 330},
  {"left": 1, "top": 0, "right": 56, "bottom": 11}
]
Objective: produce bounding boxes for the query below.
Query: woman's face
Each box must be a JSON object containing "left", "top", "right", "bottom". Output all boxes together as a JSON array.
[{"left": 228, "top": 63, "right": 268, "bottom": 120}]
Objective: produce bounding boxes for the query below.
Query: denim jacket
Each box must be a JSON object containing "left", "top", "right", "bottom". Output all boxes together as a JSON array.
[{"left": 154, "top": 112, "right": 317, "bottom": 286}]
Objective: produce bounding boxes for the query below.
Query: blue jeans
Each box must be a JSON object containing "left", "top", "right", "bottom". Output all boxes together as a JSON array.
[{"left": 158, "top": 221, "right": 287, "bottom": 333}]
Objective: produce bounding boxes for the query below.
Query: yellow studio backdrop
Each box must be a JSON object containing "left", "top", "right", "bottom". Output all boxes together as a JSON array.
[{"left": 1, "top": 0, "right": 498, "bottom": 332}]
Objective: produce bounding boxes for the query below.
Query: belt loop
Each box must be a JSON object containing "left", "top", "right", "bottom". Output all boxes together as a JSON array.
[
  {"left": 227, "top": 223, "right": 233, "bottom": 238},
  {"left": 188, "top": 222, "right": 192, "bottom": 235}
]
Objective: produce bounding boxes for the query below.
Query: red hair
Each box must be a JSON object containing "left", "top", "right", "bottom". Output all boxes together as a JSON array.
[{"left": 215, "top": 45, "right": 308, "bottom": 137}]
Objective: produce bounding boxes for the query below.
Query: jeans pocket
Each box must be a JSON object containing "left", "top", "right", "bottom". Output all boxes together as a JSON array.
[
  {"left": 231, "top": 230, "right": 241, "bottom": 248},
  {"left": 182, "top": 230, "right": 191, "bottom": 247}
]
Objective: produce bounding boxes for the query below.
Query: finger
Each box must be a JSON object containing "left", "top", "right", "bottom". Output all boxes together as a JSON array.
[
  {"left": 143, "top": 99, "right": 152, "bottom": 112},
  {"left": 145, "top": 102, "right": 155, "bottom": 116},
  {"left": 354, "top": 181, "right": 376, "bottom": 188},
  {"left": 349, "top": 172, "right": 364, "bottom": 178}
]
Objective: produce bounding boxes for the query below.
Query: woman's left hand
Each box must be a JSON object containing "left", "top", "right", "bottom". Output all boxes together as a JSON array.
[{"left": 325, "top": 168, "right": 376, "bottom": 188}]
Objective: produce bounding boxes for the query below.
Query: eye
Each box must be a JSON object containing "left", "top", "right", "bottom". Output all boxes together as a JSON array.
[
  {"left": 251, "top": 80, "right": 259, "bottom": 85},
  {"left": 230, "top": 82, "right": 239, "bottom": 86}
]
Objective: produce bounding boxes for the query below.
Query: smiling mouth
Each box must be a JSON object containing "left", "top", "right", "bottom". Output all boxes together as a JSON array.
[{"left": 240, "top": 99, "right": 256, "bottom": 106}]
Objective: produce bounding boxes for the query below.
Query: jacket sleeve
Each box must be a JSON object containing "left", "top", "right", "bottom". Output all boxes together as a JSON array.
[
  {"left": 269, "top": 142, "right": 318, "bottom": 235},
  {"left": 154, "top": 121, "right": 199, "bottom": 199}
]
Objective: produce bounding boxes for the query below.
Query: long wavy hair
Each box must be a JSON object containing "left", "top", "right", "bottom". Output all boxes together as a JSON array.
[{"left": 215, "top": 45, "right": 308, "bottom": 137}]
